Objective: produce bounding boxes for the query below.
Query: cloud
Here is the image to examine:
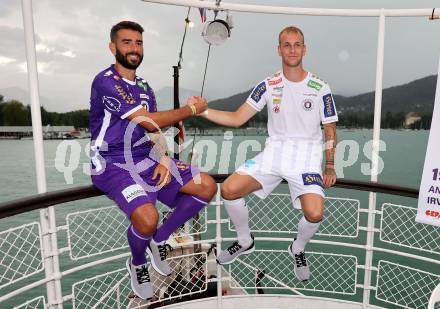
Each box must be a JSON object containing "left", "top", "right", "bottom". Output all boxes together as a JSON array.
[
  {"left": 0, "top": 55, "right": 16, "bottom": 65},
  {"left": 0, "top": 0, "right": 18, "bottom": 18}
]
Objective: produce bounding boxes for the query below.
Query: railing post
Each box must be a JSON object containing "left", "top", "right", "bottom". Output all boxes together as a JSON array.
[
  {"left": 363, "top": 8, "right": 386, "bottom": 309},
  {"left": 21, "top": 0, "right": 63, "bottom": 307},
  {"left": 215, "top": 184, "right": 223, "bottom": 309}
]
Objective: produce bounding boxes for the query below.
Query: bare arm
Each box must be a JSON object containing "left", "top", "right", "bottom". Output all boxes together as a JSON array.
[
  {"left": 323, "top": 122, "right": 337, "bottom": 188},
  {"left": 202, "top": 102, "right": 258, "bottom": 128},
  {"left": 126, "top": 97, "right": 206, "bottom": 132}
]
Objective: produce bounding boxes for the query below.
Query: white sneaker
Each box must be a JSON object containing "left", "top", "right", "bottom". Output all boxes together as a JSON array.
[
  {"left": 126, "top": 258, "right": 153, "bottom": 300},
  {"left": 147, "top": 239, "right": 172, "bottom": 276},
  {"left": 216, "top": 235, "right": 255, "bottom": 265},
  {"left": 288, "top": 241, "right": 310, "bottom": 282}
]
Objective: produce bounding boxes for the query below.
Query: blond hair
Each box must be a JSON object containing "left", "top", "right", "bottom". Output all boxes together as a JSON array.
[{"left": 278, "top": 26, "right": 304, "bottom": 45}]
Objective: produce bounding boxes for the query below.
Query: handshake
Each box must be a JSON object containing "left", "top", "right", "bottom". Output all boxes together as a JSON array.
[{"left": 186, "top": 96, "right": 208, "bottom": 116}]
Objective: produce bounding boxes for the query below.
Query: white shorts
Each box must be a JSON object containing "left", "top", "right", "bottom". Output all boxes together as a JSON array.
[{"left": 236, "top": 146, "right": 324, "bottom": 209}]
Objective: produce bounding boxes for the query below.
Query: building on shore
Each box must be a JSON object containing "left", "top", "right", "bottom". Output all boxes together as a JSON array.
[{"left": 0, "top": 126, "right": 87, "bottom": 139}]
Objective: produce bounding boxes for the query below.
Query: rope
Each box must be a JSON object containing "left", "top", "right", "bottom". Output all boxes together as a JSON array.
[
  {"left": 177, "top": 7, "right": 191, "bottom": 68},
  {"left": 200, "top": 44, "right": 212, "bottom": 97}
]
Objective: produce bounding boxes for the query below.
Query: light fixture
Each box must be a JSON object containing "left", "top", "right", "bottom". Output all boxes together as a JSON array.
[
  {"left": 201, "top": 18, "right": 231, "bottom": 45},
  {"left": 185, "top": 17, "right": 194, "bottom": 28}
]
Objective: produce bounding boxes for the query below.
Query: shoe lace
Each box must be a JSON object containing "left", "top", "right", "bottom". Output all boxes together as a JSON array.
[
  {"left": 136, "top": 264, "right": 150, "bottom": 284},
  {"left": 158, "top": 244, "right": 167, "bottom": 261},
  {"left": 227, "top": 242, "right": 242, "bottom": 255},
  {"left": 294, "top": 251, "right": 307, "bottom": 268}
]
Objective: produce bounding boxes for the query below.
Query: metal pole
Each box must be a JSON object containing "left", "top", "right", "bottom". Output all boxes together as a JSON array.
[
  {"left": 21, "top": 1, "right": 63, "bottom": 308},
  {"left": 141, "top": 0, "right": 439, "bottom": 17},
  {"left": 363, "top": 9, "right": 385, "bottom": 309},
  {"left": 173, "top": 65, "right": 180, "bottom": 160},
  {"left": 215, "top": 184, "right": 223, "bottom": 309}
]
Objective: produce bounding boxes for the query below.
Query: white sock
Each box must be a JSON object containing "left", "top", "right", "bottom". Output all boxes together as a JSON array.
[
  {"left": 223, "top": 198, "right": 252, "bottom": 247},
  {"left": 292, "top": 216, "right": 321, "bottom": 253}
]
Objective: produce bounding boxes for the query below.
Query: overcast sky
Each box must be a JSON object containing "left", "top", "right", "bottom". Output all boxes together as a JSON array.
[{"left": 0, "top": 0, "right": 440, "bottom": 112}]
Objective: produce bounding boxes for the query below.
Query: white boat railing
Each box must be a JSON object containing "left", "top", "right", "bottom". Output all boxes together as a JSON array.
[{"left": 1, "top": 183, "right": 439, "bottom": 309}]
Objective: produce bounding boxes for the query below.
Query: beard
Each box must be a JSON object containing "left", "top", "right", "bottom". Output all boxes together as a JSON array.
[{"left": 115, "top": 48, "right": 143, "bottom": 70}]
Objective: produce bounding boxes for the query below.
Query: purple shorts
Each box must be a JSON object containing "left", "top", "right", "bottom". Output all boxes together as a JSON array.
[{"left": 92, "top": 157, "right": 200, "bottom": 218}]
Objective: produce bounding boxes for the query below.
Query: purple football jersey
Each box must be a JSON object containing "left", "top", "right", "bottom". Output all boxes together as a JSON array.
[{"left": 89, "top": 65, "right": 157, "bottom": 166}]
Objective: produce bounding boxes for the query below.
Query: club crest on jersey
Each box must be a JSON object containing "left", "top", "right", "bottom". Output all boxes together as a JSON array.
[
  {"left": 114, "top": 85, "right": 136, "bottom": 104},
  {"left": 303, "top": 99, "right": 313, "bottom": 111},
  {"left": 323, "top": 93, "right": 336, "bottom": 117},
  {"left": 141, "top": 100, "right": 149, "bottom": 111},
  {"left": 302, "top": 173, "right": 323, "bottom": 188},
  {"left": 273, "top": 105, "right": 280, "bottom": 113},
  {"left": 251, "top": 82, "right": 266, "bottom": 103},
  {"left": 102, "top": 96, "right": 121, "bottom": 112}
]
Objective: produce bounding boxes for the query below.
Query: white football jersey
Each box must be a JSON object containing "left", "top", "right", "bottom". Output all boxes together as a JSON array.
[{"left": 246, "top": 71, "right": 338, "bottom": 143}]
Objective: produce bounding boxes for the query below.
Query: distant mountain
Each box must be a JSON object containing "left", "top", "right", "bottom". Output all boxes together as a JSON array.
[
  {"left": 0, "top": 87, "right": 56, "bottom": 109},
  {"left": 206, "top": 75, "right": 437, "bottom": 116},
  {"left": 335, "top": 75, "right": 437, "bottom": 115}
]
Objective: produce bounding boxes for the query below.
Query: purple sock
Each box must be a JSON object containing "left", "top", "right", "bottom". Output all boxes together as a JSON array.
[
  {"left": 154, "top": 194, "right": 208, "bottom": 243},
  {"left": 127, "top": 225, "right": 151, "bottom": 266}
]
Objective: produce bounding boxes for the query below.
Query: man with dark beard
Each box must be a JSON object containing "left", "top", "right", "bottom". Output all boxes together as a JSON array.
[{"left": 89, "top": 21, "right": 217, "bottom": 300}]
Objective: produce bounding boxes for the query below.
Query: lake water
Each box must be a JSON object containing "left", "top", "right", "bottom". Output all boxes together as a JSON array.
[{"left": 0, "top": 129, "right": 432, "bottom": 308}]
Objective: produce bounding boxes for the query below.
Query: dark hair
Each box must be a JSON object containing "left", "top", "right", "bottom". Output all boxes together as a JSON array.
[{"left": 110, "top": 21, "right": 144, "bottom": 42}]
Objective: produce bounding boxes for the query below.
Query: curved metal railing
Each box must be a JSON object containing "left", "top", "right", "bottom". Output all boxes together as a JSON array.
[
  {"left": 0, "top": 177, "right": 419, "bottom": 219},
  {"left": 0, "top": 177, "right": 438, "bottom": 309}
]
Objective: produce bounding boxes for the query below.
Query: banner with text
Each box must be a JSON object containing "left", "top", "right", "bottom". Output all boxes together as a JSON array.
[{"left": 416, "top": 56, "right": 440, "bottom": 227}]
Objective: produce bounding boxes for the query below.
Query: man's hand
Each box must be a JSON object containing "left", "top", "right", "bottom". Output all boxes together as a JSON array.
[
  {"left": 152, "top": 156, "right": 172, "bottom": 188},
  {"left": 323, "top": 166, "right": 337, "bottom": 188},
  {"left": 187, "top": 96, "right": 208, "bottom": 114}
]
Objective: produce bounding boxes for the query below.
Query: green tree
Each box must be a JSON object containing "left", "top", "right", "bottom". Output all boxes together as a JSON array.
[{"left": 3, "top": 100, "right": 31, "bottom": 126}]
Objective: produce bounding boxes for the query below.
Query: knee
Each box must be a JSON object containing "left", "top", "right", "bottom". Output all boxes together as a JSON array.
[
  {"left": 204, "top": 175, "right": 218, "bottom": 198},
  {"left": 131, "top": 207, "right": 159, "bottom": 236},
  {"left": 304, "top": 211, "right": 324, "bottom": 223},
  {"left": 199, "top": 173, "right": 217, "bottom": 200},
  {"left": 221, "top": 183, "right": 240, "bottom": 200}
]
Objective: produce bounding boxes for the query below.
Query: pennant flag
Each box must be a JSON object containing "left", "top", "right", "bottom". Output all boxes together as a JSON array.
[
  {"left": 178, "top": 121, "right": 185, "bottom": 153},
  {"left": 199, "top": 8, "right": 207, "bottom": 23}
]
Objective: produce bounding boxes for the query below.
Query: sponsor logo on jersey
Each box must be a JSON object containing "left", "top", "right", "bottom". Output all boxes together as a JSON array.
[
  {"left": 244, "top": 159, "right": 256, "bottom": 168},
  {"left": 122, "top": 184, "right": 147, "bottom": 203},
  {"left": 273, "top": 98, "right": 282, "bottom": 104},
  {"left": 104, "top": 70, "right": 113, "bottom": 77},
  {"left": 268, "top": 77, "right": 282, "bottom": 86},
  {"left": 251, "top": 82, "right": 266, "bottom": 103},
  {"left": 102, "top": 96, "right": 121, "bottom": 112},
  {"left": 140, "top": 94, "right": 148, "bottom": 99},
  {"left": 137, "top": 80, "right": 148, "bottom": 92},
  {"left": 176, "top": 161, "right": 189, "bottom": 170},
  {"left": 323, "top": 93, "right": 336, "bottom": 117},
  {"left": 303, "top": 93, "right": 317, "bottom": 97},
  {"left": 114, "top": 85, "right": 136, "bottom": 104},
  {"left": 303, "top": 99, "right": 313, "bottom": 111},
  {"left": 273, "top": 105, "right": 280, "bottom": 113},
  {"left": 307, "top": 80, "right": 322, "bottom": 91},
  {"left": 273, "top": 86, "right": 284, "bottom": 92},
  {"left": 302, "top": 173, "right": 323, "bottom": 187}
]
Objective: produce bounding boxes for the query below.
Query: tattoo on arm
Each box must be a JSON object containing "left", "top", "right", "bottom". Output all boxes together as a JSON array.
[{"left": 324, "top": 123, "right": 337, "bottom": 166}]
